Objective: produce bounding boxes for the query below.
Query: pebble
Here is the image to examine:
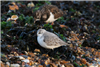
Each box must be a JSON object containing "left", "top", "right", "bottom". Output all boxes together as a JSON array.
[
  {"left": 11, "top": 64, "right": 20, "bottom": 67},
  {"left": 16, "top": 56, "right": 25, "bottom": 60},
  {"left": 89, "top": 64, "right": 98, "bottom": 67},
  {"left": 22, "top": 59, "right": 29, "bottom": 63}
]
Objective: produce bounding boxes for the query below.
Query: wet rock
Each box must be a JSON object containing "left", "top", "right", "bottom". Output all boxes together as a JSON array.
[{"left": 11, "top": 64, "right": 20, "bottom": 67}]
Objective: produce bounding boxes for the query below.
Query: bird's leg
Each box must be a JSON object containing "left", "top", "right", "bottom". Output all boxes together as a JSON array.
[
  {"left": 46, "top": 22, "right": 48, "bottom": 24},
  {"left": 46, "top": 49, "right": 52, "bottom": 54},
  {"left": 46, "top": 22, "right": 54, "bottom": 25},
  {"left": 51, "top": 22, "right": 54, "bottom": 25},
  {"left": 47, "top": 49, "right": 55, "bottom": 56},
  {"left": 34, "top": 20, "right": 36, "bottom": 24}
]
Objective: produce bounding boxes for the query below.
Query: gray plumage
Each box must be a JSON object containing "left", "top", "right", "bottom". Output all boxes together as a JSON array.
[{"left": 37, "top": 29, "right": 69, "bottom": 49}]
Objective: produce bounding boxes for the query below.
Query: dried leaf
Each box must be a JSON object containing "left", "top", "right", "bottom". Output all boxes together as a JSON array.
[
  {"left": 60, "top": 24, "right": 68, "bottom": 28},
  {"left": 9, "top": 4, "right": 19, "bottom": 10}
]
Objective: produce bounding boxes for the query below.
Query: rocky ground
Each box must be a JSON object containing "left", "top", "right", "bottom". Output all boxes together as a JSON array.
[{"left": 1, "top": 1, "right": 100, "bottom": 67}]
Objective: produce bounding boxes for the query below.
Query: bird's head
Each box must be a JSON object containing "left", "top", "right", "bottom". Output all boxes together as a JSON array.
[
  {"left": 33, "top": 10, "right": 41, "bottom": 21},
  {"left": 37, "top": 29, "right": 46, "bottom": 36}
]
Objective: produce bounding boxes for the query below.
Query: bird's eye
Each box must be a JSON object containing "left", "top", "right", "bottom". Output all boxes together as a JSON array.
[{"left": 38, "top": 31, "right": 41, "bottom": 34}]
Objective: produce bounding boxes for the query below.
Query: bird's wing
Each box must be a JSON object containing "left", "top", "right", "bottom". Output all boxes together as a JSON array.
[
  {"left": 48, "top": 5, "right": 64, "bottom": 19},
  {"left": 43, "top": 32, "right": 67, "bottom": 46},
  {"left": 40, "top": 4, "right": 64, "bottom": 19}
]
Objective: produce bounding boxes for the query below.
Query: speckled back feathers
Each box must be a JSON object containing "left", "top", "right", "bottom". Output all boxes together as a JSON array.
[{"left": 33, "top": 4, "right": 65, "bottom": 22}]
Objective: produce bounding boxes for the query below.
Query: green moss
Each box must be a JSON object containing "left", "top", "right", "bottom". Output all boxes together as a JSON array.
[
  {"left": 1, "top": 21, "right": 7, "bottom": 29},
  {"left": 43, "top": 24, "right": 53, "bottom": 29},
  {"left": 33, "top": 7, "right": 39, "bottom": 12},
  {"left": 25, "top": 16, "right": 34, "bottom": 24},
  {"left": 18, "top": 14, "right": 25, "bottom": 21}
]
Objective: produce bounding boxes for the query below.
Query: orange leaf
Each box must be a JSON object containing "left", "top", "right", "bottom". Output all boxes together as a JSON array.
[
  {"left": 60, "top": 24, "right": 68, "bottom": 28},
  {"left": 9, "top": 5, "right": 16, "bottom": 10},
  {"left": 14, "top": 5, "right": 19, "bottom": 10},
  {"left": 9, "top": 4, "right": 19, "bottom": 10}
]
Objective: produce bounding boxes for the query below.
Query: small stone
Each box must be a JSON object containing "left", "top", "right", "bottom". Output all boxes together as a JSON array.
[
  {"left": 21, "top": 55, "right": 28, "bottom": 59},
  {"left": 6, "top": 62, "right": 10, "bottom": 66},
  {"left": 27, "top": 2, "right": 35, "bottom": 8},
  {"left": 28, "top": 52, "right": 35, "bottom": 57},
  {"left": 98, "top": 52, "right": 100, "bottom": 57},
  {"left": 60, "top": 60, "right": 70, "bottom": 64},
  {"left": 89, "top": 64, "right": 98, "bottom": 67},
  {"left": 9, "top": 56, "right": 19, "bottom": 62},
  {"left": 7, "top": 45, "right": 12, "bottom": 48},
  {"left": 34, "top": 49, "right": 41, "bottom": 53},
  {"left": 24, "top": 51, "right": 28, "bottom": 55},
  {"left": 24, "top": 64, "right": 31, "bottom": 67},
  {"left": 16, "top": 56, "right": 25, "bottom": 60},
  {"left": 44, "top": 58, "right": 50, "bottom": 65},
  {"left": 22, "top": 59, "right": 29, "bottom": 63},
  {"left": 91, "top": 48, "right": 95, "bottom": 52},
  {"left": 86, "top": 62, "right": 92, "bottom": 67},
  {"left": 5, "top": 65, "right": 9, "bottom": 67},
  {"left": 14, "top": 52, "right": 19, "bottom": 56},
  {"left": 29, "top": 61, "right": 35, "bottom": 66},
  {"left": 38, "top": 65, "right": 43, "bottom": 67},
  {"left": 27, "top": 57, "right": 31, "bottom": 60},
  {"left": 98, "top": 64, "right": 100, "bottom": 67},
  {"left": 61, "top": 65, "right": 65, "bottom": 67},
  {"left": 42, "top": 54, "right": 49, "bottom": 57},
  {"left": 38, "top": 59, "right": 41, "bottom": 64},
  {"left": 11, "top": 64, "right": 20, "bottom": 67},
  {"left": 93, "top": 51, "right": 98, "bottom": 56},
  {"left": 75, "top": 61, "right": 81, "bottom": 65},
  {"left": 85, "top": 51, "right": 90, "bottom": 57}
]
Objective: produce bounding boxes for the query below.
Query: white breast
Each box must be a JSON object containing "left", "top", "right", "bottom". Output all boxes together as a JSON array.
[
  {"left": 37, "top": 35, "right": 48, "bottom": 49},
  {"left": 45, "top": 12, "right": 57, "bottom": 23}
]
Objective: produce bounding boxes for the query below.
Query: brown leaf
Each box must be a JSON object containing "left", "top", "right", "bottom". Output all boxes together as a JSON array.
[
  {"left": 28, "top": 52, "right": 35, "bottom": 57},
  {"left": 81, "top": 58, "right": 87, "bottom": 64},
  {"left": 9, "top": 4, "right": 19, "bottom": 10},
  {"left": 64, "top": 63, "right": 74, "bottom": 67},
  {"left": 38, "top": 65, "right": 43, "bottom": 67},
  {"left": 60, "top": 24, "right": 68, "bottom": 28},
  {"left": 60, "top": 60, "right": 70, "bottom": 64},
  {"left": 48, "top": 63, "right": 57, "bottom": 67},
  {"left": 42, "top": 54, "right": 49, "bottom": 57},
  {"left": 34, "top": 49, "right": 41, "bottom": 53}
]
